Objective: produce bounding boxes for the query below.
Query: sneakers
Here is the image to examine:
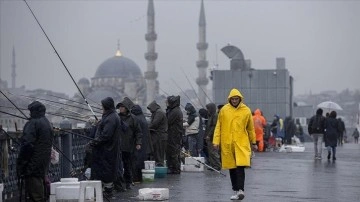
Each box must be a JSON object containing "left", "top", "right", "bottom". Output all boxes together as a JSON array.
[{"left": 230, "top": 190, "right": 245, "bottom": 200}]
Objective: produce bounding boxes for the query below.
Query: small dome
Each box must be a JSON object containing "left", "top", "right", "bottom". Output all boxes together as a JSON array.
[
  {"left": 78, "top": 77, "right": 90, "bottom": 85},
  {"left": 94, "top": 55, "right": 142, "bottom": 79}
]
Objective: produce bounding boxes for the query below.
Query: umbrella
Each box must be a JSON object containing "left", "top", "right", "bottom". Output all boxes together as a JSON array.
[{"left": 317, "top": 101, "right": 343, "bottom": 111}]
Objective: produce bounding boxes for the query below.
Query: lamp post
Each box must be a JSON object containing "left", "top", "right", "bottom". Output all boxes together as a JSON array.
[{"left": 273, "top": 71, "right": 277, "bottom": 115}]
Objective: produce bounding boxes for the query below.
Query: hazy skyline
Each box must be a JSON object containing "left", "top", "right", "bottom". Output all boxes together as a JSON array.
[{"left": 1, "top": 0, "right": 359, "bottom": 98}]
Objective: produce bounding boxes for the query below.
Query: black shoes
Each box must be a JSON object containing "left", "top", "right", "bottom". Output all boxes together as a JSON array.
[{"left": 327, "top": 152, "right": 331, "bottom": 160}]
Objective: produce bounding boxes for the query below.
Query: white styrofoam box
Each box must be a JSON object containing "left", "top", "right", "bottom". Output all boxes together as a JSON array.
[
  {"left": 79, "top": 181, "right": 99, "bottom": 202},
  {"left": 142, "top": 169, "right": 155, "bottom": 182},
  {"left": 56, "top": 186, "right": 80, "bottom": 200},
  {"left": 185, "top": 157, "right": 205, "bottom": 165},
  {"left": 55, "top": 185, "right": 95, "bottom": 200},
  {"left": 183, "top": 164, "right": 204, "bottom": 172},
  {"left": 49, "top": 195, "right": 56, "bottom": 202},
  {"left": 60, "top": 178, "right": 78, "bottom": 183},
  {"left": 144, "top": 161, "right": 156, "bottom": 170},
  {"left": 138, "top": 188, "right": 169, "bottom": 201},
  {"left": 50, "top": 181, "right": 80, "bottom": 194}
]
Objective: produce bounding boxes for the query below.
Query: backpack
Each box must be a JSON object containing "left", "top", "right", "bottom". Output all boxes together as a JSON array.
[{"left": 310, "top": 115, "right": 323, "bottom": 134}]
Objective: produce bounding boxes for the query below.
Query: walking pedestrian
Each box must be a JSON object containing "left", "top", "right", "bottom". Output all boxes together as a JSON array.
[
  {"left": 213, "top": 88, "right": 257, "bottom": 200},
  {"left": 352, "top": 128, "right": 359, "bottom": 144},
  {"left": 17, "top": 101, "right": 54, "bottom": 202},
  {"left": 324, "top": 111, "right": 341, "bottom": 161},
  {"left": 338, "top": 118, "right": 346, "bottom": 145},
  {"left": 308, "top": 108, "right": 326, "bottom": 160}
]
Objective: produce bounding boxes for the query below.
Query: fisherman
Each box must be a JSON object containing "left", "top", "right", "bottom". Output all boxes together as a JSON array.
[
  {"left": 131, "top": 105, "right": 152, "bottom": 183},
  {"left": 115, "top": 97, "right": 142, "bottom": 190},
  {"left": 166, "top": 95, "right": 183, "bottom": 174},
  {"left": 198, "top": 108, "right": 208, "bottom": 158},
  {"left": 284, "top": 116, "right": 296, "bottom": 145},
  {"left": 205, "top": 103, "right": 221, "bottom": 171},
  {"left": 213, "top": 88, "right": 257, "bottom": 200},
  {"left": 183, "top": 103, "right": 200, "bottom": 157},
  {"left": 87, "top": 97, "right": 122, "bottom": 198},
  {"left": 16, "top": 101, "right": 54, "bottom": 202},
  {"left": 147, "top": 100, "right": 168, "bottom": 167}
]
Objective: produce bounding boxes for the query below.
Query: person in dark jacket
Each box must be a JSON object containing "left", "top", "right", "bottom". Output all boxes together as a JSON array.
[
  {"left": 166, "top": 95, "right": 183, "bottom": 174},
  {"left": 131, "top": 105, "right": 152, "bottom": 182},
  {"left": 16, "top": 101, "right": 54, "bottom": 202},
  {"left": 115, "top": 97, "right": 142, "bottom": 190},
  {"left": 183, "top": 103, "right": 200, "bottom": 157},
  {"left": 147, "top": 100, "right": 168, "bottom": 167},
  {"left": 308, "top": 108, "right": 326, "bottom": 159},
  {"left": 284, "top": 116, "right": 296, "bottom": 145},
  {"left": 324, "top": 111, "right": 341, "bottom": 161},
  {"left": 205, "top": 103, "right": 221, "bottom": 170},
  {"left": 88, "top": 97, "right": 122, "bottom": 197},
  {"left": 198, "top": 108, "right": 208, "bottom": 158},
  {"left": 337, "top": 118, "right": 346, "bottom": 145}
]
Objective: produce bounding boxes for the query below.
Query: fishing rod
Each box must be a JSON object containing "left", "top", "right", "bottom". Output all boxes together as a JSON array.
[
  {"left": 23, "top": 0, "right": 98, "bottom": 121},
  {"left": 0, "top": 90, "right": 29, "bottom": 119},
  {"left": 0, "top": 106, "right": 89, "bottom": 123},
  {"left": 44, "top": 93, "right": 102, "bottom": 110},
  {"left": 170, "top": 78, "right": 197, "bottom": 108},
  {"left": 0, "top": 110, "right": 29, "bottom": 120},
  {"left": 167, "top": 142, "right": 226, "bottom": 177},
  {"left": 180, "top": 67, "right": 213, "bottom": 103},
  {"left": 179, "top": 67, "right": 205, "bottom": 109},
  {"left": 7, "top": 91, "right": 102, "bottom": 113}
]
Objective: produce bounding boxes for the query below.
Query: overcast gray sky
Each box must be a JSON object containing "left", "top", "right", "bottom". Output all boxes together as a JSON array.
[{"left": 1, "top": 0, "right": 359, "bottom": 98}]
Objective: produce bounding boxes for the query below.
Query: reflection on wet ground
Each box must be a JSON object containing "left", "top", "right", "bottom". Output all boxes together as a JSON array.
[{"left": 111, "top": 143, "right": 360, "bottom": 201}]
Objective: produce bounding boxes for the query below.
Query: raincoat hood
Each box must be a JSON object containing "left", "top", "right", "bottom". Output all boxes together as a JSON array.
[
  {"left": 147, "top": 100, "right": 160, "bottom": 113},
  {"left": 28, "top": 101, "right": 46, "bottom": 119},
  {"left": 185, "top": 103, "right": 197, "bottom": 115},
  {"left": 131, "top": 105, "right": 143, "bottom": 115},
  {"left": 254, "top": 109, "right": 261, "bottom": 116},
  {"left": 227, "top": 88, "right": 244, "bottom": 107},
  {"left": 198, "top": 108, "right": 208, "bottom": 119},
  {"left": 101, "top": 97, "right": 115, "bottom": 111},
  {"left": 116, "top": 97, "right": 135, "bottom": 111},
  {"left": 167, "top": 95, "right": 180, "bottom": 109},
  {"left": 206, "top": 103, "right": 216, "bottom": 117}
]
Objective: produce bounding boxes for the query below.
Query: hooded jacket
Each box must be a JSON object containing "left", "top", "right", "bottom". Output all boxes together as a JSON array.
[
  {"left": 205, "top": 103, "right": 218, "bottom": 141},
  {"left": 90, "top": 97, "right": 122, "bottom": 182},
  {"left": 17, "top": 101, "right": 54, "bottom": 177},
  {"left": 252, "top": 109, "right": 267, "bottom": 141},
  {"left": 183, "top": 103, "right": 199, "bottom": 135},
  {"left": 166, "top": 96, "right": 183, "bottom": 142},
  {"left": 213, "top": 89, "right": 256, "bottom": 169},
  {"left": 147, "top": 101, "right": 168, "bottom": 140},
  {"left": 117, "top": 97, "right": 142, "bottom": 152}
]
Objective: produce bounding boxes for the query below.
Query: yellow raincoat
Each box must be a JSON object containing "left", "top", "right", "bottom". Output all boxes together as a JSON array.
[{"left": 213, "top": 89, "right": 256, "bottom": 169}]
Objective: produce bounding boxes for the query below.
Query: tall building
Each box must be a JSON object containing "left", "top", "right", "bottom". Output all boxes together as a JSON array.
[
  {"left": 213, "top": 45, "right": 293, "bottom": 121},
  {"left": 196, "top": 0, "right": 209, "bottom": 106},
  {"left": 144, "top": 0, "right": 158, "bottom": 105}
]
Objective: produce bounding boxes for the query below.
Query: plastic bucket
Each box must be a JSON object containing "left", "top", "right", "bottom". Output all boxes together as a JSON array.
[{"left": 154, "top": 167, "right": 167, "bottom": 178}]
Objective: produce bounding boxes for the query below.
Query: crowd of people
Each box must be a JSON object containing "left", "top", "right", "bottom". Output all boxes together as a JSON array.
[{"left": 16, "top": 87, "right": 358, "bottom": 201}]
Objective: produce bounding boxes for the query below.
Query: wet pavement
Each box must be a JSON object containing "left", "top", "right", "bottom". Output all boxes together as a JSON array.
[{"left": 111, "top": 143, "right": 360, "bottom": 201}]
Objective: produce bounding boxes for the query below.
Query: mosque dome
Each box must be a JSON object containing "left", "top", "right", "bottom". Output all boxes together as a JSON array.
[
  {"left": 94, "top": 51, "right": 142, "bottom": 79},
  {"left": 78, "top": 77, "right": 90, "bottom": 85}
]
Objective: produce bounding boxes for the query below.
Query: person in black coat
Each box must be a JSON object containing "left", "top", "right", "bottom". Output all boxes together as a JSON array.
[
  {"left": 88, "top": 97, "right": 122, "bottom": 197},
  {"left": 115, "top": 97, "right": 142, "bottom": 190},
  {"left": 147, "top": 100, "right": 168, "bottom": 167},
  {"left": 17, "top": 101, "right": 54, "bottom": 202},
  {"left": 131, "top": 105, "right": 152, "bottom": 182},
  {"left": 324, "top": 111, "right": 341, "bottom": 160},
  {"left": 284, "top": 116, "right": 296, "bottom": 145},
  {"left": 166, "top": 95, "right": 183, "bottom": 174}
]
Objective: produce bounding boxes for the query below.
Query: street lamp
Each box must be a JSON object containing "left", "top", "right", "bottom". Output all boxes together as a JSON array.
[{"left": 273, "top": 71, "right": 277, "bottom": 115}]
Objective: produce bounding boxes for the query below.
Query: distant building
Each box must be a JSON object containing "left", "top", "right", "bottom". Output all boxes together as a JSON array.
[{"left": 212, "top": 45, "right": 293, "bottom": 121}]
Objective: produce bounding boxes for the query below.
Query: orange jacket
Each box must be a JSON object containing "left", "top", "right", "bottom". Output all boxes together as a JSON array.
[{"left": 252, "top": 109, "right": 267, "bottom": 141}]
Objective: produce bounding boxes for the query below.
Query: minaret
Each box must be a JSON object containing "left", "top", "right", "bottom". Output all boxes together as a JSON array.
[
  {"left": 144, "top": 0, "right": 158, "bottom": 105},
  {"left": 196, "top": 0, "right": 209, "bottom": 106},
  {"left": 11, "top": 46, "right": 16, "bottom": 88}
]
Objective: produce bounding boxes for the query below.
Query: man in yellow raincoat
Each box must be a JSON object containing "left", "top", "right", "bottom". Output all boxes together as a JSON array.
[{"left": 213, "top": 88, "right": 257, "bottom": 200}]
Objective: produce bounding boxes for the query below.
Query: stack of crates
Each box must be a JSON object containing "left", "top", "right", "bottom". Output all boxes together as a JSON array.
[{"left": 142, "top": 161, "right": 155, "bottom": 182}]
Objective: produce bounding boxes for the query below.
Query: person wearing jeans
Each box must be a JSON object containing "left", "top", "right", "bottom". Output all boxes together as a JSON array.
[{"left": 308, "top": 108, "right": 326, "bottom": 160}]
